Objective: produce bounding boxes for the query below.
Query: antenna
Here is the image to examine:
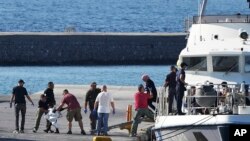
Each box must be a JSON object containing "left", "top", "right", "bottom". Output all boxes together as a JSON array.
[{"left": 199, "top": 0, "right": 208, "bottom": 23}]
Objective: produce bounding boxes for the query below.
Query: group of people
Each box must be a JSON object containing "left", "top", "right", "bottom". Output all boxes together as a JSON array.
[
  {"left": 10, "top": 65, "right": 181, "bottom": 137},
  {"left": 164, "top": 62, "right": 188, "bottom": 115},
  {"left": 9, "top": 80, "right": 115, "bottom": 136}
]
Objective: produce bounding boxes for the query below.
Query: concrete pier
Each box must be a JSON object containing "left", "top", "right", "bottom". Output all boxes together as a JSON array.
[
  {"left": 0, "top": 32, "right": 186, "bottom": 65},
  {"left": 0, "top": 85, "right": 154, "bottom": 141}
]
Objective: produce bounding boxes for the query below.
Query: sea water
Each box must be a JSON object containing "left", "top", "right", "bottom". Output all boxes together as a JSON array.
[
  {"left": 0, "top": 66, "right": 169, "bottom": 95},
  {"left": 0, "top": 0, "right": 248, "bottom": 32}
]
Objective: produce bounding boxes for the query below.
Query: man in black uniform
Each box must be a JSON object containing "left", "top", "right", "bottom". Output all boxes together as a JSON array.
[
  {"left": 164, "top": 66, "right": 177, "bottom": 114},
  {"left": 44, "top": 82, "right": 56, "bottom": 106},
  {"left": 176, "top": 62, "right": 188, "bottom": 115},
  {"left": 142, "top": 75, "right": 157, "bottom": 111},
  {"left": 10, "top": 79, "right": 34, "bottom": 133},
  {"left": 84, "top": 82, "right": 101, "bottom": 133}
]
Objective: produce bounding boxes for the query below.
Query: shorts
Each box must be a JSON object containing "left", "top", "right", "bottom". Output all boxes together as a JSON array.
[{"left": 66, "top": 108, "right": 82, "bottom": 122}]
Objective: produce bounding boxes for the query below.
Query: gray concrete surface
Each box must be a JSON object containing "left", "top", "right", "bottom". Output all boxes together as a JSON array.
[{"left": 0, "top": 85, "right": 155, "bottom": 141}]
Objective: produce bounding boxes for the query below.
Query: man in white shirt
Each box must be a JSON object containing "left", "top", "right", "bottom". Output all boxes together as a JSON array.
[{"left": 94, "top": 85, "right": 115, "bottom": 136}]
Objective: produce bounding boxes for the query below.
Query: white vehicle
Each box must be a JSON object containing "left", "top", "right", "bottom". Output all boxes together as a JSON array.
[{"left": 154, "top": 1, "right": 250, "bottom": 141}]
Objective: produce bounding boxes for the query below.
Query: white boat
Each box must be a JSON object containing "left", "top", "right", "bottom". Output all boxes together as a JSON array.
[{"left": 153, "top": 1, "right": 250, "bottom": 141}]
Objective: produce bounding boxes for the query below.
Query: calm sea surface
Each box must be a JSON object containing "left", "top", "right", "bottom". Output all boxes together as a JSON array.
[
  {"left": 0, "top": 66, "right": 170, "bottom": 95},
  {"left": 0, "top": 0, "right": 249, "bottom": 32}
]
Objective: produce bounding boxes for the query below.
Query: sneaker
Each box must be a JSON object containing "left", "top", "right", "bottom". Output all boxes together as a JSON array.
[
  {"left": 129, "top": 133, "right": 137, "bottom": 137},
  {"left": 81, "top": 130, "right": 86, "bottom": 135},
  {"left": 32, "top": 128, "right": 37, "bottom": 133},
  {"left": 13, "top": 130, "right": 19, "bottom": 134},
  {"left": 55, "top": 129, "right": 60, "bottom": 134},
  {"left": 44, "top": 129, "right": 49, "bottom": 133},
  {"left": 103, "top": 133, "right": 109, "bottom": 136},
  {"left": 19, "top": 130, "right": 24, "bottom": 133},
  {"left": 67, "top": 130, "right": 72, "bottom": 134},
  {"left": 49, "top": 130, "right": 54, "bottom": 133},
  {"left": 97, "top": 132, "right": 101, "bottom": 136},
  {"left": 178, "top": 112, "right": 186, "bottom": 115}
]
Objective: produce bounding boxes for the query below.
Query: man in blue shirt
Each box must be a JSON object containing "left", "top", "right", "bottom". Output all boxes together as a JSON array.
[
  {"left": 176, "top": 63, "right": 188, "bottom": 115},
  {"left": 165, "top": 66, "right": 177, "bottom": 114}
]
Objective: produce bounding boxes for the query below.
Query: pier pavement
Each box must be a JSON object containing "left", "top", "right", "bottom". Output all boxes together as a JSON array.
[{"left": 0, "top": 85, "right": 154, "bottom": 141}]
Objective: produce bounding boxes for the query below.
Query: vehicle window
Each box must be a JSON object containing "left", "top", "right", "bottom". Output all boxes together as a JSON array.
[
  {"left": 212, "top": 56, "right": 239, "bottom": 72},
  {"left": 183, "top": 57, "right": 207, "bottom": 71},
  {"left": 245, "top": 56, "right": 250, "bottom": 73}
]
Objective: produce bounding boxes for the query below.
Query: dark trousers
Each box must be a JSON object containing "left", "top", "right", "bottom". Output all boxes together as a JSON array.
[
  {"left": 89, "top": 110, "right": 97, "bottom": 130},
  {"left": 176, "top": 87, "right": 185, "bottom": 114},
  {"left": 131, "top": 108, "right": 154, "bottom": 135},
  {"left": 15, "top": 103, "right": 26, "bottom": 131},
  {"left": 34, "top": 109, "right": 50, "bottom": 130},
  {"left": 168, "top": 87, "right": 176, "bottom": 113},
  {"left": 148, "top": 99, "right": 156, "bottom": 111}
]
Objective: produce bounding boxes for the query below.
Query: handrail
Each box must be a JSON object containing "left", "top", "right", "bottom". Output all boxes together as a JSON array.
[
  {"left": 194, "top": 15, "right": 250, "bottom": 24},
  {"left": 157, "top": 83, "right": 250, "bottom": 116}
]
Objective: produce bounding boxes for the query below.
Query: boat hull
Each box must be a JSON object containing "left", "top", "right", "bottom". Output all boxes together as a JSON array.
[{"left": 154, "top": 115, "right": 250, "bottom": 141}]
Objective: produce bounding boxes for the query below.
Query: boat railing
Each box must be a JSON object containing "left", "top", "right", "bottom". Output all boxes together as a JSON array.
[
  {"left": 185, "top": 15, "right": 250, "bottom": 31},
  {"left": 157, "top": 83, "right": 250, "bottom": 116}
]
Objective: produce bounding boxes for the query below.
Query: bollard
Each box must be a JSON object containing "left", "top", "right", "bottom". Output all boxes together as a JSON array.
[
  {"left": 126, "top": 104, "right": 132, "bottom": 122},
  {"left": 93, "top": 136, "right": 112, "bottom": 141},
  {"left": 122, "top": 105, "right": 133, "bottom": 134}
]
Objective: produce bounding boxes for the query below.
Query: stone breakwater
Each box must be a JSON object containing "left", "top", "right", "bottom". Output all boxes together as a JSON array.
[{"left": 0, "top": 32, "right": 186, "bottom": 65}]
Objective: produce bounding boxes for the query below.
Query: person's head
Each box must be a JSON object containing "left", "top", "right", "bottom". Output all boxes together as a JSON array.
[
  {"left": 48, "top": 81, "right": 54, "bottom": 89},
  {"left": 221, "top": 81, "right": 228, "bottom": 88},
  {"left": 63, "top": 89, "right": 69, "bottom": 95},
  {"left": 141, "top": 74, "right": 149, "bottom": 82},
  {"left": 90, "top": 82, "right": 97, "bottom": 90},
  {"left": 18, "top": 79, "right": 25, "bottom": 86},
  {"left": 180, "top": 62, "right": 188, "bottom": 69},
  {"left": 138, "top": 84, "right": 145, "bottom": 93},
  {"left": 102, "top": 85, "right": 107, "bottom": 92},
  {"left": 40, "top": 94, "right": 46, "bottom": 102},
  {"left": 170, "top": 66, "right": 176, "bottom": 72},
  {"left": 190, "top": 86, "right": 196, "bottom": 96},
  {"left": 209, "top": 82, "right": 214, "bottom": 88}
]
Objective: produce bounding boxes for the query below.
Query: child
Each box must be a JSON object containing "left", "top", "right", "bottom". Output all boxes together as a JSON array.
[
  {"left": 44, "top": 104, "right": 64, "bottom": 133},
  {"left": 33, "top": 94, "right": 50, "bottom": 133}
]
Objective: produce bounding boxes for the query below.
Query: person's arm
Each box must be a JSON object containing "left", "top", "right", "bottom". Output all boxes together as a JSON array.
[
  {"left": 57, "top": 102, "right": 65, "bottom": 111},
  {"left": 94, "top": 101, "right": 98, "bottom": 110},
  {"left": 25, "top": 95, "right": 34, "bottom": 106},
  {"left": 145, "top": 82, "right": 150, "bottom": 94},
  {"left": 111, "top": 101, "right": 115, "bottom": 114},
  {"left": 52, "top": 93, "right": 56, "bottom": 105},
  {"left": 10, "top": 94, "right": 15, "bottom": 108},
  {"left": 57, "top": 97, "right": 65, "bottom": 111},
  {"left": 164, "top": 75, "right": 169, "bottom": 87},
  {"left": 180, "top": 74, "right": 187, "bottom": 85},
  {"left": 84, "top": 92, "right": 89, "bottom": 110},
  {"left": 110, "top": 94, "right": 115, "bottom": 114},
  {"left": 93, "top": 94, "right": 100, "bottom": 110},
  {"left": 149, "top": 91, "right": 153, "bottom": 99}
]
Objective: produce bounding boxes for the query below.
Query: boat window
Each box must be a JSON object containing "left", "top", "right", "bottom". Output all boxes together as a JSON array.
[
  {"left": 212, "top": 56, "right": 239, "bottom": 72},
  {"left": 245, "top": 56, "right": 250, "bottom": 73},
  {"left": 182, "top": 57, "right": 207, "bottom": 71}
]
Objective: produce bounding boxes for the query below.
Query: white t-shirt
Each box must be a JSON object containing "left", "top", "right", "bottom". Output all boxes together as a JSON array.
[{"left": 95, "top": 91, "right": 114, "bottom": 113}]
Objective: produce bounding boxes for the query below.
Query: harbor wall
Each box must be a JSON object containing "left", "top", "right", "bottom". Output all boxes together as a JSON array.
[{"left": 0, "top": 32, "right": 187, "bottom": 65}]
